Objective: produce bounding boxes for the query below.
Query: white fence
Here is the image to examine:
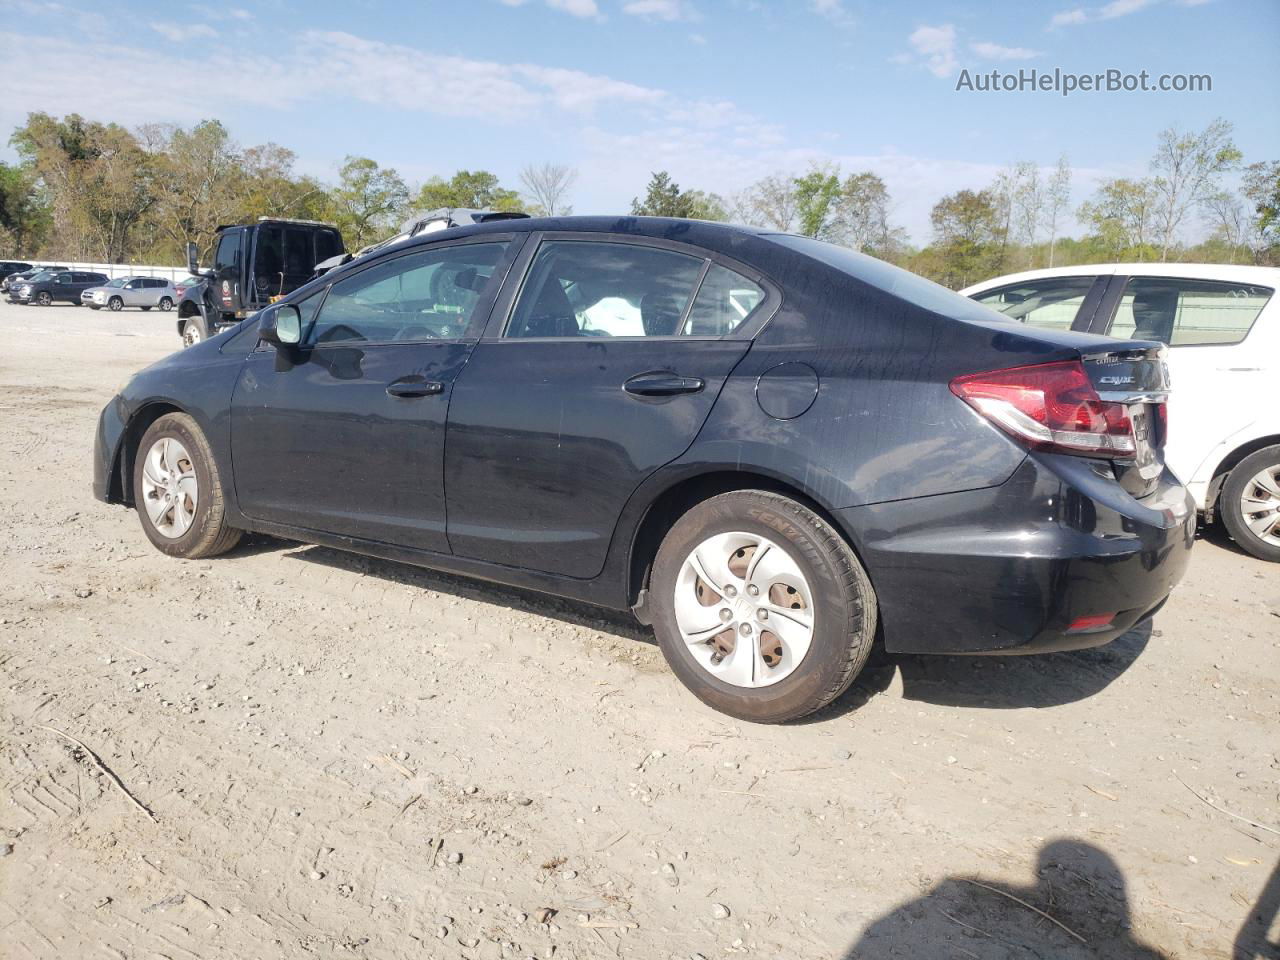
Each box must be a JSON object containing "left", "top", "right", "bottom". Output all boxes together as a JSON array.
[{"left": 28, "top": 261, "right": 190, "bottom": 283}]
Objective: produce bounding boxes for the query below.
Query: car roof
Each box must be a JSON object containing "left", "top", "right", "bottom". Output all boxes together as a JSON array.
[{"left": 960, "top": 262, "right": 1280, "bottom": 295}]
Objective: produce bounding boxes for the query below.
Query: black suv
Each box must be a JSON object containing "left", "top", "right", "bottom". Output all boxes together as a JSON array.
[
  {"left": 11, "top": 269, "right": 108, "bottom": 305},
  {"left": 2, "top": 264, "right": 61, "bottom": 293}
]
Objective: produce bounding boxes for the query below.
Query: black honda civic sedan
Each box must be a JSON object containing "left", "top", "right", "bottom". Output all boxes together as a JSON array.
[{"left": 93, "top": 216, "right": 1195, "bottom": 722}]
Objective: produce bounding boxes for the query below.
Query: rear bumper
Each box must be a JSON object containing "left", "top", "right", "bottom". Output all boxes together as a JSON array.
[{"left": 837, "top": 453, "right": 1195, "bottom": 655}]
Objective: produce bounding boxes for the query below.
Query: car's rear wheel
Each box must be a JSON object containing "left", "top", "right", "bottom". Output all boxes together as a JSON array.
[
  {"left": 36, "top": 291, "right": 51, "bottom": 305},
  {"left": 649, "top": 490, "right": 877, "bottom": 723},
  {"left": 1220, "top": 445, "right": 1280, "bottom": 562},
  {"left": 108, "top": 296, "right": 123, "bottom": 312},
  {"left": 158, "top": 297, "right": 173, "bottom": 311},
  {"left": 133, "top": 413, "right": 242, "bottom": 559}
]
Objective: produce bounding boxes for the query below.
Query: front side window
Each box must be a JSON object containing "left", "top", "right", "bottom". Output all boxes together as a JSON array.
[
  {"left": 972, "top": 276, "right": 1097, "bottom": 330},
  {"left": 306, "top": 242, "right": 509, "bottom": 345},
  {"left": 1109, "top": 277, "right": 1273, "bottom": 346},
  {"left": 214, "top": 232, "right": 241, "bottom": 274},
  {"left": 506, "top": 241, "right": 706, "bottom": 339}
]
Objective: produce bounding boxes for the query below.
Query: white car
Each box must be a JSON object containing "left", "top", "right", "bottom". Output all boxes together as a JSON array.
[
  {"left": 81, "top": 276, "right": 176, "bottom": 312},
  {"left": 962, "top": 263, "right": 1280, "bottom": 562}
]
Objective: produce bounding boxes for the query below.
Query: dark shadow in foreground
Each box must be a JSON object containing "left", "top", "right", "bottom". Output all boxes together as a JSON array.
[
  {"left": 844, "top": 839, "right": 1167, "bottom": 960},
  {"left": 1235, "top": 860, "right": 1280, "bottom": 960}
]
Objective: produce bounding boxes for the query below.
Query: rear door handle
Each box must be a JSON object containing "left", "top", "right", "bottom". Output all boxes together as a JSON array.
[
  {"left": 387, "top": 378, "right": 445, "bottom": 398},
  {"left": 623, "top": 372, "right": 705, "bottom": 397}
]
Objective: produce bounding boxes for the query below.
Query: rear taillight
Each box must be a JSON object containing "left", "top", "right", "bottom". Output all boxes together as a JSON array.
[{"left": 950, "top": 360, "right": 1136, "bottom": 458}]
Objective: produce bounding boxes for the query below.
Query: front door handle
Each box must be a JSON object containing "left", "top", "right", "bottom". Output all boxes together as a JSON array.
[
  {"left": 387, "top": 378, "right": 445, "bottom": 398},
  {"left": 623, "top": 372, "right": 705, "bottom": 397}
]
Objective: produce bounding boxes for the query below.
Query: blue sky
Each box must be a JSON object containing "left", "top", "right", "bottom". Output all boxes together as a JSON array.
[{"left": 1, "top": 0, "right": 1276, "bottom": 242}]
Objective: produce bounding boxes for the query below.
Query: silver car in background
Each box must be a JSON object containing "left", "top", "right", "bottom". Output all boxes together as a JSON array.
[{"left": 82, "top": 276, "right": 177, "bottom": 312}]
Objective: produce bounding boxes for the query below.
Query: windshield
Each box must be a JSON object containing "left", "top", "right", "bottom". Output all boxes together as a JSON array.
[
  {"left": 105, "top": 277, "right": 128, "bottom": 288},
  {"left": 25, "top": 271, "right": 52, "bottom": 282}
]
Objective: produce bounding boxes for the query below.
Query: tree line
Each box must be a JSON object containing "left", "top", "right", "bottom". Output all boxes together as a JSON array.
[{"left": 1, "top": 112, "right": 1276, "bottom": 287}]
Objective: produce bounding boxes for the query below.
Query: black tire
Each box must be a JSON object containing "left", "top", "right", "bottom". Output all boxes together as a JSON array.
[
  {"left": 649, "top": 490, "right": 877, "bottom": 723},
  {"left": 36, "top": 291, "right": 51, "bottom": 305},
  {"left": 1220, "top": 445, "right": 1280, "bottom": 562},
  {"left": 89, "top": 305, "right": 101, "bottom": 310},
  {"left": 141, "top": 305, "right": 152, "bottom": 312},
  {"left": 133, "top": 413, "right": 242, "bottom": 559},
  {"left": 158, "top": 297, "right": 173, "bottom": 312},
  {"left": 108, "top": 296, "right": 123, "bottom": 312}
]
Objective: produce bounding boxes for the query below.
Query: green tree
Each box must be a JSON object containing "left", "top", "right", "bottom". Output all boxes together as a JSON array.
[
  {"left": 416, "top": 170, "right": 523, "bottom": 212},
  {"left": 144, "top": 119, "right": 245, "bottom": 262},
  {"left": 1077, "top": 178, "right": 1161, "bottom": 261},
  {"left": 792, "top": 166, "right": 841, "bottom": 238},
  {"left": 630, "top": 171, "right": 725, "bottom": 220},
  {"left": 929, "top": 188, "right": 1004, "bottom": 288},
  {"left": 1150, "top": 117, "right": 1241, "bottom": 260},
  {"left": 1241, "top": 160, "right": 1280, "bottom": 262},
  {"left": 328, "top": 156, "right": 409, "bottom": 249},
  {"left": 0, "top": 161, "right": 48, "bottom": 256}
]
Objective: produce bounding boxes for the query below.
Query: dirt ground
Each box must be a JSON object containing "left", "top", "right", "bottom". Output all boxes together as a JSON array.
[{"left": 0, "top": 297, "right": 1277, "bottom": 960}]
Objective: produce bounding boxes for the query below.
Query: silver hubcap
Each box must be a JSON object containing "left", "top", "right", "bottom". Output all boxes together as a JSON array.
[
  {"left": 674, "top": 532, "right": 814, "bottom": 688},
  {"left": 141, "top": 437, "right": 198, "bottom": 538},
  {"left": 183, "top": 324, "right": 201, "bottom": 346},
  {"left": 1240, "top": 464, "right": 1280, "bottom": 546}
]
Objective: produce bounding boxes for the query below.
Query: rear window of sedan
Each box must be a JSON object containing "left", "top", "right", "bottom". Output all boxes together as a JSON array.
[{"left": 769, "top": 234, "right": 1004, "bottom": 324}]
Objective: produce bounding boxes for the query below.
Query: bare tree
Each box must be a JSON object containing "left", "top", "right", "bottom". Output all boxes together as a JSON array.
[
  {"left": 741, "top": 174, "right": 798, "bottom": 231},
  {"left": 1203, "top": 190, "right": 1246, "bottom": 263},
  {"left": 1010, "top": 161, "right": 1043, "bottom": 267},
  {"left": 520, "top": 162, "right": 577, "bottom": 217},
  {"left": 1042, "top": 156, "right": 1072, "bottom": 268},
  {"left": 1150, "top": 118, "right": 1241, "bottom": 260}
]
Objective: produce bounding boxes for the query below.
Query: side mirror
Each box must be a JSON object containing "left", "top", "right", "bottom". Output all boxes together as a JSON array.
[
  {"left": 186, "top": 241, "right": 202, "bottom": 277},
  {"left": 259, "top": 304, "right": 303, "bottom": 348}
]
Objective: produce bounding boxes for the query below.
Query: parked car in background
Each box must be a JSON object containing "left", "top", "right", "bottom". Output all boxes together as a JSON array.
[
  {"left": 82, "top": 276, "right": 177, "bottom": 311},
  {"left": 963, "top": 263, "right": 1280, "bottom": 562},
  {"left": 10, "top": 269, "right": 108, "bottom": 305},
  {"left": 174, "top": 275, "right": 204, "bottom": 301},
  {"left": 2, "top": 264, "right": 65, "bottom": 293},
  {"left": 95, "top": 217, "right": 1193, "bottom": 722},
  {"left": 0, "top": 260, "right": 33, "bottom": 289}
]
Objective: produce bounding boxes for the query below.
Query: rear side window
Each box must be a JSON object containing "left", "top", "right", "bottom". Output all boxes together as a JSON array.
[
  {"left": 307, "top": 242, "right": 509, "bottom": 345},
  {"left": 1109, "top": 277, "right": 1273, "bottom": 346},
  {"left": 682, "top": 264, "right": 764, "bottom": 336},
  {"left": 506, "top": 240, "right": 705, "bottom": 339},
  {"left": 971, "top": 276, "right": 1096, "bottom": 331}
]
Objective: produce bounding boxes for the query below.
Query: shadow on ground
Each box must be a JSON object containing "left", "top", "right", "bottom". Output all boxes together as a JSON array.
[
  {"left": 842, "top": 838, "right": 1169, "bottom": 959},
  {"left": 236, "top": 533, "right": 1159, "bottom": 721}
]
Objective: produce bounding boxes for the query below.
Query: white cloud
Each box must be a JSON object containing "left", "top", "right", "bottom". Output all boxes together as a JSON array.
[
  {"left": 809, "top": 0, "right": 854, "bottom": 27},
  {"left": 970, "top": 41, "right": 1042, "bottom": 60},
  {"left": 547, "top": 0, "right": 599, "bottom": 17},
  {"left": 622, "top": 0, "right": 698, "bottom": 21},
  {"left": 1049, "top": 0, "right": 1161, "bottom": 27},
  {"left": 152, "top": 21, "right": 216, "bottom": 42},
  {"left": 906, "top": 24, "right": 957, "bottom": 78}
]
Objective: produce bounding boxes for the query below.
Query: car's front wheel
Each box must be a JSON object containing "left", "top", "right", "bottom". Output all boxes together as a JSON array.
[
  {"left": 133, "top": 413, "right": 242, "bottom": 559},
  {"left": 181, "top": 317, "right": 207, "bottom": 347},
  {"left": 1220, "top": 445, "right": 1280, "bottom": 562},
  {"left": 108, "top": 296, "right": 123, "bottom": 312},
  {"left": 649, "top": 490, "right": 877, "bottom": 723},
  {"left": 158, "top": 297, "right": 173, "bottom": 311},
  {"left": 35, "top": 291, "right": 51, "bottom": 305}
]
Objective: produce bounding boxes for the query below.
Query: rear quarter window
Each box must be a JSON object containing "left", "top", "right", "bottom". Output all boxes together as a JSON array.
[{"left": 1110, "top": 277, "right": 1273, "bottom": 346}]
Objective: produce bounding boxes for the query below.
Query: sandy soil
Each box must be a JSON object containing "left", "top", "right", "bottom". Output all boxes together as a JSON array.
[{"left": 0, "top": 298, "right": 1277, "bottom": 960}]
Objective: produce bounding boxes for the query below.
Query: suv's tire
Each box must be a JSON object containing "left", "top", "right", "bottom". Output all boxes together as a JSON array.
[
  {"left": 35, "top": 291, "right": 51, "bottom": 305},
  {"left": 1220, "top": 445, "right": 1280, "bottom": 562},
  {"left": 181, "top": 316, "right": 209, "bottom": 347},
  {"left": 649, "top": 490, "right": 877, "bottom": 723},
  {"left": 133, "top": 413, "right": 242, "bottom": 559},
  {"left": 108, "top": 296, "right": 123, "bottom": 311}
]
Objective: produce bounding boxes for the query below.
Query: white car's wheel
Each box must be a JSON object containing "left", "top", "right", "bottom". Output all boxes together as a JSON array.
[{"left": 1221, "top": 445, "right": 1280, "bottom": 562}]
